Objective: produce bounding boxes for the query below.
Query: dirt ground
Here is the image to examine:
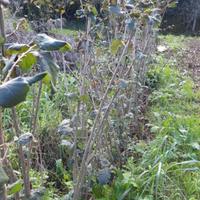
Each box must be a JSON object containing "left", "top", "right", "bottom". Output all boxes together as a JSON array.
[{"left": 181, "top": 39, "right": 200, "bottom": 88}]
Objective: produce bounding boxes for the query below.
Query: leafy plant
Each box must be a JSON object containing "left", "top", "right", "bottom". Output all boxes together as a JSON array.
[{"left": 0, "top": 3, "right": 72, "bottom": 199}]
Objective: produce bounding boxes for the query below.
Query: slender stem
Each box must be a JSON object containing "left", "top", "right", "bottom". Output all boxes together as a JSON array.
[
  {"left": 31, "top": 81, "right": 45, "bottom": 183},
  {"left": 0, "top": 108, "right": 7, "bottom": 200},
  {"left": 12, "top": 108, "right": 31, "bottom": 198},
  {"left": 31, "top": 81, "right": 42, "bottom": 135},
  {"left": 0, "top": 5, "right": 20, "bottom": 200},
  {"left": 73, "top": 32, "right": 133, "bottom": 200},
  {"left": 0, "top": 5, "right": 5, "bottom": 56}
]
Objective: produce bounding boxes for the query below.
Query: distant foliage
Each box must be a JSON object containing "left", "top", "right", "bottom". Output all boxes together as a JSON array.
[{"left": 162, "top": 0, "right": 200, "bottom": 34}]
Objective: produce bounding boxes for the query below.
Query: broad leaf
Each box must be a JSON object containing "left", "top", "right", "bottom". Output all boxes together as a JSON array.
[
  {"left": 38, "top": 52, "right": 60, "bottom": 86},
  {"left": 18, "top": 132, "right": 33, "bottom": 146},
  {"left": 97, "top": 168, "right": 111, "bottom": 185},
  {"left": 110, "top": 39, "right": 124, "bottom": 55},
  {"left": 42, "top": 72, "right": 52, "bottom": 85},
  {"left": 7, "top": 43, "right": 29, "bottom": 55},
  {"left": 7, "top": 180, "right": 23, "bottom": 195},
  {"left": 0, "top": 77, "right": 30, "bottom": 108},
  {"left": 26, "top": 72, "right": 47, "bottom": 85},
  {"left": 59, "top": 43, "right": 73, "bottom": 52},
  {"left": 0, "top": 72, "right": 47, "bottom": 108},
  {"left": 35, "top": 33, "right": 72, "bottom": 51},
  {"left": 19, "top": 52, "right": 37, "bottom": 72}
]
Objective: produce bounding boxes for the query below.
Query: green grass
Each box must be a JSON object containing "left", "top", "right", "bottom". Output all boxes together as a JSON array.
[
  {"left": 158, "top": 34, "right": 200, "bottom": 52},
  {"left": 50, "top": 20, "right": 85, "bottom": 37},
  {"left": 51, "top": 28, "right": 79, "bottom": 37},
  {"left": 139, "top": 63, "right": 200, "bottom": 199},
  {"left": 92, "top": 36, "right": 200, "bottom": 200}
]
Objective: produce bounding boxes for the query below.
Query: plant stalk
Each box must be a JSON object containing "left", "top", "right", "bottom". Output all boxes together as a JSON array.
[
  {"left": 12, "top": 108, "right": 31, "bottom": 198},
  {"left": 0, "top": 5, "right": 5, "bottom": 56},
  {"left": 0, "top": 108, "right": 7, "bottom": 200}
]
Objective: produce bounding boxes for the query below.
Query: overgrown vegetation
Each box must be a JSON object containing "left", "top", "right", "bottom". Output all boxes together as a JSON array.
[{"left": 0, "top": 0, "right": 200, "bottom": 200}]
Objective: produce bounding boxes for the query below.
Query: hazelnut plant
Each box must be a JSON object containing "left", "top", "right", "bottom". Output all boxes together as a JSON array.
[
  {"left": 59, "top": 0, "right": 175, "bottom": 199},
  {"left": 0, "top": 1, "right": 71, "bottom": 200},
  {"left": 0, "top": 0, "right": 176, "bottom": 200}
]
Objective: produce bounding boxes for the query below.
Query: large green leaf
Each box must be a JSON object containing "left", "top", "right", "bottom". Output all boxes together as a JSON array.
[
  {"left": 6, "top": 43, "right": 29, "bottom": 55},
  {"left": 0, "top": 77, "right": 30, "bottom": 108},
  {"left": 7, "top": 180, "right": 23, "bottom": 195},
  {"left": 0, "top": 72, "right": 47, "bottom": 108},
  {"left": 34, "top": 33, "right": 72, "bottom": 51},
  {"left": 19, "top": 52, "right": 37, "bottom": 72},
  {"left": 38, "top": 52, "right": 60, "bottom": 86},
  {"left": 110, "top": 39, "right": 124, "bottom": 55},
  {"left": 26, "top": 72, "right": 47, "bottom": 85}
]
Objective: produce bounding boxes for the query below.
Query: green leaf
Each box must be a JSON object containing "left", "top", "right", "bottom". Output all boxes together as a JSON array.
[
  {"left": 6, "top": 43, "right": 29, "bottom": 55},
  {"left": 26, "top": 72, "right": 47, "bottom": 85},
  {"left": 38, "top": 52, "right": 60, "bottom": 86},
  {"left": 0, "top": 36, "right": 5, "bottom": 46},
  {"left": 59, "top": 42, "right": 72, "bottom": 52},
  {"left": 7, "top": 180, "right": 23, "bottom": 195},
  {"left": 79, "top": 94, "right": 90, "bottom": 103},
  {"left": 0, "top": 77, "right": 30, "bottom": 108},
  {"left": 35, "top": 33, "right": 72, "bottom": 51},
  {"left": 110, "top": 39, "right": 124, "bottom": 55},
  {"left": 109, "top": 5, "right": 124, "bottom": 15},
  {"left": 91, "top": 6, "right": 98, "bottom": 16},
  {"left": 19, "top": 52, "right": 37, "bottom": 72},
  {"left": 42, "top": 72, "right": 52, "bottom": 85},
  {"left": 0, "top": 73, "right": 47, "bottom": 108}
]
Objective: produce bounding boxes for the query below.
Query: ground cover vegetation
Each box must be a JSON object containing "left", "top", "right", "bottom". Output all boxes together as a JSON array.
[{"left": 1, "top": 0, "right": 200, "bottom": 200}]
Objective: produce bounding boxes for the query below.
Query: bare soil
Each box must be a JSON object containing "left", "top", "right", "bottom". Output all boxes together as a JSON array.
[{"left": 181, "top": 39, "right": 200, "bottom": 88}]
